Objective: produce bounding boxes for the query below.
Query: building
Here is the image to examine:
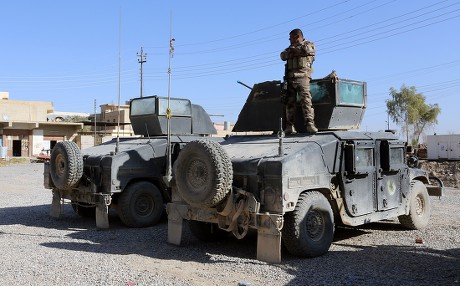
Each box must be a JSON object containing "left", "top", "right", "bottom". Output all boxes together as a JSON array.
[
  {"left": 0, "top": 92, "right": 83, "bottom": 158},
  {"left": 427, "top": 134, "right": 460, "bottom": 160},
  {"left": 0, "top": 91, "right": 245, "bottom": 158},
  {"left": 96, "top": 103, "right": 134, "bottom": 137}
]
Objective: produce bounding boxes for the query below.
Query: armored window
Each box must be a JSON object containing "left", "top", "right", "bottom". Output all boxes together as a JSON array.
[
  {"left": 337, "top": 81, "right": 365, "bottom": 106},
  {"left": 311, "top": 81, "right": 332, "bottom": 104},
  {"left": 355, "top": 148, "right": 374, "bottom": 168},
  {"left": 390, "top": 147, "right": 404, "bottom": 165},
  {"left": 380, "top": 140, "right": 406, "bottom": 172},
  {"left": 130, "top": 97, "right": 156, "bottom": 116},
  {"left": 158, "top": 98, "right": 192, "bottom": 117}
]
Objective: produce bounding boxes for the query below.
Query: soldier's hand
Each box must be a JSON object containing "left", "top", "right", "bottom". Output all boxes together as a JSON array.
[{"left": 288, "top": 47, "right": 301, "bottom": 56}]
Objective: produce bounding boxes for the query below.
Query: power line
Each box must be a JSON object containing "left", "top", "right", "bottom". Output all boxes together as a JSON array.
[
  {"left": 142, "top": 2, "right": 460, "bottom": 77},
  {"left": 2, "top": 2, "right": 459, "bottom": 93}
]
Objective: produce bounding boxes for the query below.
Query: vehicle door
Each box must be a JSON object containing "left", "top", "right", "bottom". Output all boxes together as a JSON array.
[
  {"left": 377, "top": 140, "right": 409, "bottom": 210},
  {"left": 342, "top": 140, "right": 376, "bottom": 217}
]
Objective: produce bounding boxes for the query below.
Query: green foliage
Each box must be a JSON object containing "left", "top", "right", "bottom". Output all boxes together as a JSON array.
[{"left": 386, "top": 85, "right": 440, "bottom": 145}]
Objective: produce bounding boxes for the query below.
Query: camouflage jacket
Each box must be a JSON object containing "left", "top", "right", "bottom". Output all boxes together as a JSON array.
[{"left": 280, "top": 40, "right": 315, "bottom": 78}]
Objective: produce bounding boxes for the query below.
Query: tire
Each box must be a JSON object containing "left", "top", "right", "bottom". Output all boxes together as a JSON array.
[
  {"left": 398, "top": 180, "right": 431, "bottom": 230},
  {"left": 71, "top": 202, "right": 96, "bottom": 218},
  {"left": 118, "top": 181, "right": 164, "bottom": 227},
  {"left": 282, "top": 191, "right": 335, "bottom": 257},
  {"left": 50, "top": 141, "right": 83, "bottom": 190},
  {"left": 174, "top": 140, "right": 233, "bottom": 208},
  {"left": 189, "top": 221, "right": 228, "bottom": 241}
]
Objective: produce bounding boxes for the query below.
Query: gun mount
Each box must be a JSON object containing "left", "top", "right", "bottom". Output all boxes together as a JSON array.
[{"left": 233, "top": 78, "right": 366, "bottom": 133}]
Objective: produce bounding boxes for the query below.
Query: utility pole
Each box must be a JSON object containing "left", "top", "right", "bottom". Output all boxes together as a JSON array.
[
  {"left": 94, "top": 99, "right": 97, "bottom": 146},
  {"left": 387, "top": 113, "right": 390, "bottom": 130},
  {"left": 137, "top": 47, "right": 147, "bottom": 98}
]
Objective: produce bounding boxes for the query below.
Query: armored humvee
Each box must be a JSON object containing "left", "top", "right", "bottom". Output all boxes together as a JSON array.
[
  {"left": 166, "top": 77, "right": 443, "bottom": 263},
  {"left": 44, "top": 95, "right": 219, "bottom": 228}
]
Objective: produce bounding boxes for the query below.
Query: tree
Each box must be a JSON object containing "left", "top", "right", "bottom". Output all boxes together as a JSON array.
[{"left": 386, "top": 85, "right": 440, "bottom": 145}]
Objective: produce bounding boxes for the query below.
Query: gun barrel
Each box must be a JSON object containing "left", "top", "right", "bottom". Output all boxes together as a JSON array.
[{"left": 237, "top": 81, "right": 252, "bottom": 90}]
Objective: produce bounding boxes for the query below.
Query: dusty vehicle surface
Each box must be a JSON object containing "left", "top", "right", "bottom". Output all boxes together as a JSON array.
[
  {"left": 44, "top": 95, "right": 219, "bottom": 228},
  {"left": 166, "top": 77, "right": 443, "bottom": 263}
]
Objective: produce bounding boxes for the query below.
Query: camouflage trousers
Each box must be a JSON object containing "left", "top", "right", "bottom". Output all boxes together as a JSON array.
[{"left": 285, "top": 76, "right": 315, "bottom": 128}]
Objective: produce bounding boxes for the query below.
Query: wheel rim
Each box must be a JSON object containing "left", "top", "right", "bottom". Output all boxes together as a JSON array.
[
  {"left": 186, "top": 158, "right": 208, "bottom": 189},
  {"left": 135, "top": 194, "right": 154, "bottom": 216},
  {"left": 55, "top": 153, "right": 66, "bottom": 177},
  {"left": 306, "top": 209, "right": 325, "bottom": 241},
  {"left": 415, "top": 194, "right": 424, "bottom": 216}
]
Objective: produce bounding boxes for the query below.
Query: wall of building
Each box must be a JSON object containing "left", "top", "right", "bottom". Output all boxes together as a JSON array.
[
  {"left": 427, "top": 134, "right": 460, "bottom": 160},
  {"left": 32, "top": 129, "right": 44, "bottom": 155},
  {"left": 1, "top": 130, "right": 31, "bottom": 157},
  {"left": 0, "top": 100, "right": 53, "bottom": 122},
  {"left": 0, "top": 92, "right": 9, "bottom": 100}
]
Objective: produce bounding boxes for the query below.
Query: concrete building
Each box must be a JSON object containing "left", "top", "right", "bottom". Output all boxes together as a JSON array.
[
  {"left": 0, "top": 92, "right": 83, "bottom": 158},
  {"left": 427, "top": 134, "right": 460, "bottom": 160},
  {"left": 97, "top": 103, "right": 134, "bottom": 137},
  {"left": 0, "top": 91, "right": 247, "bottom": 158}
]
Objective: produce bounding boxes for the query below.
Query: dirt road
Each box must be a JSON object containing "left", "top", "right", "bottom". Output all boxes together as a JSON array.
[{"left": 0, "top": 163, "right": 458, "bottom": 285}]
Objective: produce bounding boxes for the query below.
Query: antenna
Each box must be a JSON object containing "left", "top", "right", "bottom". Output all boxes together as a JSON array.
[
  {"left": 137, "top": 47, "right": 147, "bottom": 98},
  {"left": 164, "top": 13, "right": 174, "bottom": 184},
  {"left": 115, "top": 11, "right": 122, "bottom": 154},
  {"left": 94, "top": 99, "right": 97, "bottom": 146},
  {"left": 145, "top": 122, "right": 151, "bottom": 143}
]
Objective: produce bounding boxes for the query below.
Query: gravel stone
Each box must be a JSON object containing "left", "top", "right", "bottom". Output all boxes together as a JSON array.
[{"left": 0, "top": 163, "right": 459, "bottom": 285}]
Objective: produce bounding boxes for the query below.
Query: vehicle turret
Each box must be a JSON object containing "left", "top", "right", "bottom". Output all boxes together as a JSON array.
[
  {"left": 233, "top": 78, "right": 366, "bottom": 133},
  {"left": 130, "top": 95, "right": 217, "bottom": 136}
]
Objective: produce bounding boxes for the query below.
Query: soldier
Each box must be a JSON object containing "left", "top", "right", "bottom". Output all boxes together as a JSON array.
[{"left": 280, "top": 28, "right": 317, "bottom": 134}]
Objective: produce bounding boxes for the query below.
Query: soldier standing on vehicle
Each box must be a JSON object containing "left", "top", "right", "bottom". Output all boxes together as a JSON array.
[{"left": 280, "top": 28, "right": 317, "bottom": 134}]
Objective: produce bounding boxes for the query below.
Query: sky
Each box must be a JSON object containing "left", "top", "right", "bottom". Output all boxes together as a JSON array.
[{"left": 1, "top": 0, "right": 459, "bottom": 139}]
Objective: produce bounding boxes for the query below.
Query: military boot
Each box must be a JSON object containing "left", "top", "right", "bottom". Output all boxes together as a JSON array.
[
  {"left": 284, "top": 125, "right": 297, "bottom": 135},
  {"left": 306, "top": 124, "right": 318, "bottom": 134}
]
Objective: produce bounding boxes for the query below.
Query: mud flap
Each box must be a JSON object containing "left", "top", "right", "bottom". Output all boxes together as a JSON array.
[
  {"left": 166, "top": 203, "right": 185, "bottom": 245},
  {"left": 256, "top": 213, "right": 284, "bottom": 263},
  {"left": 50, "top": 190, "right": 62, "bottom": 218},
  {"left": 95, "top": 204, "right": 109, "bottom": 229}
]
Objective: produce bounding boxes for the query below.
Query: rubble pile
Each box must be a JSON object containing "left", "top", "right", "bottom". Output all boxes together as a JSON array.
[{"left": 419, "top": 160, "right": 460, "bottom": 189}]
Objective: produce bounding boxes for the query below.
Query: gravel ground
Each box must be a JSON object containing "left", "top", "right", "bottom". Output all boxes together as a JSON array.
[{"left": 0, "top": 163, "right": 459, "bottom": 286}]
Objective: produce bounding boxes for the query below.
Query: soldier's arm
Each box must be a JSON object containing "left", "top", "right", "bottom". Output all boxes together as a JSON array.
[
  {"left": 288, "top": 42, "right": 315, "bottom": 57},
  {"left": 302, "top": 41, "right": 315, "bottom": 56},
  {"left": 280, "top": 49, "right": 289, "bottom": 61}
]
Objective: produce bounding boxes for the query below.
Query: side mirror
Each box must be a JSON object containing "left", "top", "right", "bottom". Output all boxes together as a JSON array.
[{"left": 344, "top": 143, "right": 356, "bottom": 175}]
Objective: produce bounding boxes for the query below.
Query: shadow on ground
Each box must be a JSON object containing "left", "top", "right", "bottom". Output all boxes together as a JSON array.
[{"left": 1, "top": 204, "right": 458, "bottom": 285}]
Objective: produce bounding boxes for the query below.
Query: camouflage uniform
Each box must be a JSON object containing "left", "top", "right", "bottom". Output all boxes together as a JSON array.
[{"left": 280, "top": 39, "right": 316, "bottom": 133}]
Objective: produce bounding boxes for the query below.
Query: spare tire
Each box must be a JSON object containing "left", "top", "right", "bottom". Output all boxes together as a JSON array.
[
  {"left": 174, "top": 140, "right": 232, "bottom": 208},
  {"left": 50, "top": 141, "right": 83, "bottom": 190}
]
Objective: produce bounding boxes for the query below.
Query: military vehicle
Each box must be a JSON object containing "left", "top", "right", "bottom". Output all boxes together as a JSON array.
[
  {"left": 166, "top": 77, "right": 443, "bottom": 263},
  {"left": 44, "top": 95, "right": 219, "bottom": 228}
]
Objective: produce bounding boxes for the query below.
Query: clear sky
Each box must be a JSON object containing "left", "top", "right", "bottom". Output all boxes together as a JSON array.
[{"left": 1, "top": 0, "right": 459, "bottom": 138}]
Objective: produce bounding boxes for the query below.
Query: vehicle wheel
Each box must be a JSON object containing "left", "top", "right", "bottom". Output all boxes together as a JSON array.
[
  {"left": 118, "top": 181, "right": 164, "bottom": 227},
  {"left": 282, "top": 191, "right": 335, "bottom": 257},
  {"left": 189, "top": 221, "right": 228, "bottom": 241},
  {"left": 174, "top": 140, "right": 233, "bottom": 208},
  {"left": 50, "top": 141, "right": 83, "bottom": 190},
  {"left": 71, "top": 202, "right": 96, "bottom": 218},
  {"left": 398, "top": 180, "right": 431, "bottom": 229}
]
